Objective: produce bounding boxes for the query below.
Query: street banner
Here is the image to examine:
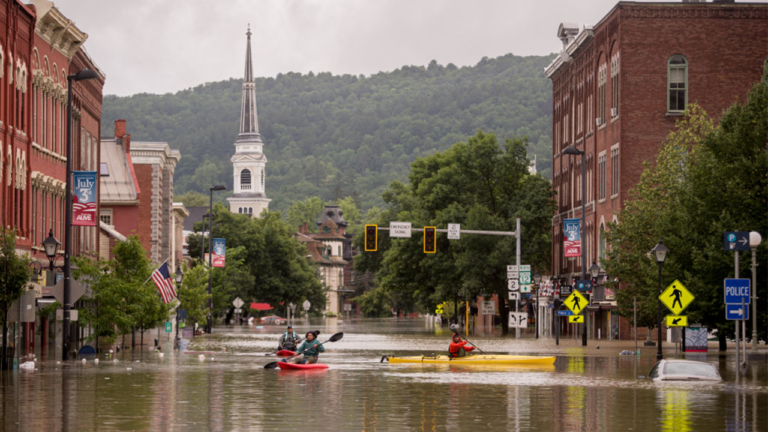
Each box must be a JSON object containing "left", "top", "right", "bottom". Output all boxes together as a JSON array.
[
  {"left": 72, "top": 171, "right": 97, "bottom": 226},
  {"left": 563, "top": 218, "right": 581, "bottom": 257},
  {"left": 212, "top": 238, "right": 226, "bottom": 267}
]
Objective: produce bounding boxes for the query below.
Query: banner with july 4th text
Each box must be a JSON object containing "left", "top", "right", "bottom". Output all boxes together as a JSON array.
[
  {"left": 73, "top": 171, "right": 97, "bottom": 226},
  {"left": 563, "top": 218, "right": 581, "bottom": 258}
]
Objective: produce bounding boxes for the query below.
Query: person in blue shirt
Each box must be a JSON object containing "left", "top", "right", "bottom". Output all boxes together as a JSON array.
[{"left": 287, "top": 331, "right": 325, "bottom": 364}]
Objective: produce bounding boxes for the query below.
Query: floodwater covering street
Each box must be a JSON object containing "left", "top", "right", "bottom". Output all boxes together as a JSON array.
[{"left": 1, "top": 318, "right": 766, "bottom": 431}]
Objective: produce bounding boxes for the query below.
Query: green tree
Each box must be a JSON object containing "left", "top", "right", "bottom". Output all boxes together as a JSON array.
[
  {"left": 286, "top": 196, "right": 326, "bottom": 233},
  {"left": 0, "top": 229, "right": 32, "bottom": 370},
  {"left": 178, "top": 264, "right": 211, "bottom": 332},
  {"left": 211, "top": 245, "right": 254, "bottom": 320},
  {"left": 176, "top": 191, "right": 209, "bottom": 207},
  {"left": 337, "top": 196, "right": 363, "bottom": 235}
]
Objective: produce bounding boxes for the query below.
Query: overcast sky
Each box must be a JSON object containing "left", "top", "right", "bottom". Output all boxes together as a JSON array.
[{"left": 51, "top": 0, "right": 768, "bottom": 97}]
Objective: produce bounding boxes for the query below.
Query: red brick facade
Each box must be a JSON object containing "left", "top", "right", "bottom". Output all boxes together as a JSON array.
[{"left": 547, "top": 1, "right": 768, "bottom": 340}]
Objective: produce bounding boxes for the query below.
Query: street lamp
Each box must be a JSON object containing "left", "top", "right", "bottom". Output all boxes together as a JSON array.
[
  {"left": 174, "top": 267, "right": 184, "bottom": 343},
  {"left": 562, "top": 144, "right": 588, "bottom": 346},
  {"left": 749, "top": 231, "right": 761, "bottom": 352},
  {"left": 651, "top": 238, "right": 669, "bottom": 361},
  {"left": 41, "top": 229, "right": 61, "bottom": 272},
  {"left": 63, "top": 69, "right": 100, "bottom": 361},
  {"left": 533, "top": 271, "right": 541, "bottom": 339},
  {"left": 589, "top": 261, "right": 600, "bottom": 279},
  {"left": 206, "top": 185, "right": 227, "bottom": 334}
]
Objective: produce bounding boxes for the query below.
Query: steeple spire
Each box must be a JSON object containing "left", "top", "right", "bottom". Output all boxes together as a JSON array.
[{"left": 239, "top": 23, "right": 260, "bottom": 137}]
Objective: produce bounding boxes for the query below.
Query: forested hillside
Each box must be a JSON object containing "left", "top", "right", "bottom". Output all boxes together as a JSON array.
[{"left": 101, "top": 53, "right": 555, "bottom": 213}]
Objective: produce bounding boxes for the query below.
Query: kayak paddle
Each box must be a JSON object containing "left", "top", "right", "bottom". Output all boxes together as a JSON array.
[
  {"left": 449, "top": 324, "right": 485, "bottom": 354},
  {"left": 263, "top": 332, "right": 343, "bottom": 369}
]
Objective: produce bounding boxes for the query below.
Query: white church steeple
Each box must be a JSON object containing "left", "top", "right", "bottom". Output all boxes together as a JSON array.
[{"left": 228, "top": 24, "right": 271, "bottom": 217}]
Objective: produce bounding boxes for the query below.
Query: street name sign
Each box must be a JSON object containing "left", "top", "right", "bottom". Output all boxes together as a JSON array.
[
  {"left": 447, "top": 223, "right": 461, "bottom": 240},
  {"left": 233, "top": 297, "right": 245, "bottom": 308},
  {"left": 564, "top": 291, "right": 588, "bottom": 315},
  {"left": 509, "top": 312, "right": 527, "bottom": 329},
  {"left": 723, "top": 231, "right": 750, "bottom": 251},
  {"left": 508, "top": 279, "right": 519, "bottom": 291},
  {"left": 508, "top": 291, "right": 520, "bottom": 301},
  {"left": 724, "top": 278, "right": 750, "bottom": 304},
  {"left": 389, "top": 222, "right": 413, "bottom": 238},
  {"left": 507, "top": 265, "right": 518, "bottom": 272},
  {"left": 666, "top": 316, "right": 688, "bottom": 327},
  {"left": 659, "top": 280, "right": 694, "bottom": 316},
  {"left": 726, "top": 304, "right": 749, "bottom": 320},
  {"left": 569, "top": 315, "right": 584, "bottom": 324},
  {"left": 556, "top": 310, "right": 573, "bottom": 316}
]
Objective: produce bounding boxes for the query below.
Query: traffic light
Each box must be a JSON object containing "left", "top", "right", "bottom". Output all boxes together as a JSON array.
[
  {"left": 423, "top": 226, "right": 436, "bottom": 253},
  {"left": 364, "top": 224, "right": 378, "bottom": 251}
]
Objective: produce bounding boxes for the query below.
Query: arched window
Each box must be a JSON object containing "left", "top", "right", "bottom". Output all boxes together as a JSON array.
[
  {"left": 238, "top": 207, "right": 242, "bottom": 214},
  {"left": 240, "top": 169, "right": 251, "bottom": 190},
  {"left": 249, "top": 207, "right": 253, "bottom": 214},
  {"left": 668, "top": 55, "right": 688, "bottom": 113}
]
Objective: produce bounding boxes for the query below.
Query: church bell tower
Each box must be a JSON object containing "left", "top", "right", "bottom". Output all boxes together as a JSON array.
[{"left": 227, "top": 25, "right": 270, "bottom": 217}]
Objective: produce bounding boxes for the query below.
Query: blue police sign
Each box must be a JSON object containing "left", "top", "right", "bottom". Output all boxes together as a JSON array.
[
  {"left": 724, "top": 278, "right": 750, "bottom": 305},
  {"left": 723, "top": 231, "right": 750, "bottom": 251},
  {"left": 556, "top": 310, "right": 574, "bottom": 316},
  {"left": 726, "top": 304, "right": 749, "bottom": 320}
]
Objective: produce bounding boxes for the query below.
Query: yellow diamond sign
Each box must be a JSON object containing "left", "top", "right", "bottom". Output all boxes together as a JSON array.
[
  {"left": 569, "top": 315, "right": 585, "bottom": 324},
  {"left": 666, "top": 315, "right": 688, "bottom": 327},
  {"left": 564, "top": 291, "right": 588, "bottom": 315},
  {"left": 659, "top": 280, "right": 694, "bottom": 316}
]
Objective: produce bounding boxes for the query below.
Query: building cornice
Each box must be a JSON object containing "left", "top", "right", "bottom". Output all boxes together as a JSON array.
[{"left": 32, "top": 0, "right": 88, "bottom": 61}]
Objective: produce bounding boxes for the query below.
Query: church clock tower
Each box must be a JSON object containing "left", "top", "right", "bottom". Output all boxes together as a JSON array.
[{"left": 227, "top": 25, "right": 270, "bottom": 217}]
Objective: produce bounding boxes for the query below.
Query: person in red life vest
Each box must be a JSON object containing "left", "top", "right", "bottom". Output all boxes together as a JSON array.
[{"left": 449, "top": 333, "right": 475, "bottom": 358}]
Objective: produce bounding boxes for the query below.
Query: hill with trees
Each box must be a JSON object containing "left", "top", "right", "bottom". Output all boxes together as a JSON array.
[{"left": 101, "top": 53, "right": 555, "bottom": 213}]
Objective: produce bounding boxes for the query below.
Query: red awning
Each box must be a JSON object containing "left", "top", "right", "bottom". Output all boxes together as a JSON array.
[{"left": 250, "top": 302, "right": 273, "bottom": 311}]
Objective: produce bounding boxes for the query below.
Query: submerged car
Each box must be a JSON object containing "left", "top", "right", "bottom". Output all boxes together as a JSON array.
[
  {"left": 648, "top": 359, "right": 722, "bottom": 382},
  {"left": 260, "top": 315, "right": 287, "bottom": 325}
]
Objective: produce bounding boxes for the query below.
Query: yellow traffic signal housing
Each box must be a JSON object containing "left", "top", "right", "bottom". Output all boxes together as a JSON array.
[
  {"left": 424, "top": 226, "right": 437, "bottom": 253},
  {"left": 364, "top": 224, "right": 378, "bottom": 251}
]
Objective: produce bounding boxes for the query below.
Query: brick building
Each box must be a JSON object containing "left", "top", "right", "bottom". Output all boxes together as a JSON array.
[
  {"left": 545, "top": 0, "right": 768, "bottom": 340},
  {"left": 99, "top": 120, "right": 181, "bottom": 266}
]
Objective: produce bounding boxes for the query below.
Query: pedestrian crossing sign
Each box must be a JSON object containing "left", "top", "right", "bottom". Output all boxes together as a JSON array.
[
  {"left": 564, "top": 291, "right": 588, "bottom": 315},
  {"left": 659, "top": 280, "right": 694, "bottom": 315},
  {"left": 666, "top": 315, "right": 688, "bottom": 327},
  {"left": 569, "top": 315, "right": 584, "bottom": 324}
]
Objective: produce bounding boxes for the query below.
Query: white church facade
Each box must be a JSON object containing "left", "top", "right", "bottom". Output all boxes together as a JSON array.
[{"left": 228, "top": 25, "right": 271, "bottom": 216}]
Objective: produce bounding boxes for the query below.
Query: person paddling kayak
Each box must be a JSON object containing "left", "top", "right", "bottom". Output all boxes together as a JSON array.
[
  {"left": 278, "top": 325, "right": 300, "bottom": 351},
  {"left": 449, "top": 333, "right": 475, "bottom": 358},
  {"left": 286, "top": 331, "right": 325, "bottom": 364}
]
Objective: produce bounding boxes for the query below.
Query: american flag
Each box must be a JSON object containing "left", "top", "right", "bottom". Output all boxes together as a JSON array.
[{"left": 151, "top": 262, "right": 177, "bottom": 304}]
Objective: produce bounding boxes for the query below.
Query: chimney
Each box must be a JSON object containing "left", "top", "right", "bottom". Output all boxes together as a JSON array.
[
  {"left": 115, "top": 119, "right": 126, "bottom": 139},
  {"left": 303, "top": 222, "right": 309, "bottom": 234}
]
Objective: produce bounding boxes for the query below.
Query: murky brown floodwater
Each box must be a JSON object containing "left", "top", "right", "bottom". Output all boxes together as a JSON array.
[{"left": 1, "top": 318, "right": 766, "bottom": 431}]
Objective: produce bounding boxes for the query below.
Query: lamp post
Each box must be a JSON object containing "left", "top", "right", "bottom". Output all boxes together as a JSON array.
[
  {"left": 562, "top": 145, "right": 587, "bottom": 346},
  {"left": 42, "top": 229, "right": 61, "bottom": 284},
  {"left": 206, "top": 185, "right": 227, "bottom": 334},
  {"left": 749, "top": 231, "right": 761, "bottom": 352},
  {"left": 651, "top": 238, "right": 669, "bottom": 361},
  {"left": 63, "top": 69, "right": 99, "bottom": 361},
  {"left": 533, "top": 271, "right": 541, "bottom": 339},
  {"left": 175, "top": 267, "right": 184, "bottom": 342},
  {"left": 589, "top": 261, "right": 601, "bottom": 339}
]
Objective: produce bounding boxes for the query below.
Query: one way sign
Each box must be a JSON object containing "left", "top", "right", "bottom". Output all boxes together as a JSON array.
[{"left": 726, "top": 304, "right": 749, "bottom": 320}]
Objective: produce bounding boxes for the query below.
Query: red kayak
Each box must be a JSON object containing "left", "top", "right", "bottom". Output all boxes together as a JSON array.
[
  {"left": 277, "top": 362, "right": 329, "bottom": 370},
  {"left": 275, "top": 350, "right": 296, "bottom": 356}
]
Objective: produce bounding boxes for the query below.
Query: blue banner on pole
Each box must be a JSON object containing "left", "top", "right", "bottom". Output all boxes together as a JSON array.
[
  {"left": 72, "top": 171, "right": 98, "bottom": 226},
  {"left": 212, "top": 238, "right": 226, "bottom": 267},
  {"left": 563, "top": 218, "right": 581, "bottom": 258}
]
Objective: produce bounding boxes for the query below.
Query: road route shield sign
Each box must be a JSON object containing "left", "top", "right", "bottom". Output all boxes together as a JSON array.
[
  {"left": 569, "top": 315, "right": 584, "bottom": 324},
  {"left": 564, "top": 291, "right": 588, "bottom": 315},
  {"left": 659, "top": 280, "right": 694, "bottom": 315},
  {"left": 666, "top": 315, "right": 688, "bottom": 327}
]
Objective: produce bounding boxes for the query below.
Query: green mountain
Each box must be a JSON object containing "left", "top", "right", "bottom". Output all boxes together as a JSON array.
[{"left": 101, "top": 53, "right": 555, "bottom": 213}]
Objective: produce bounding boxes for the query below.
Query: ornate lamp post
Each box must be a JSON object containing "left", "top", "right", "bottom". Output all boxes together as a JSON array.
[
  {"left": 651, "top": 239, "right": 669, "bottom": 361},
  {"left": 562, "top": 145, "right": 588, "bottom": 346},
  {"left": 41, "top": 229, "right": 61, "bottom": 277}
]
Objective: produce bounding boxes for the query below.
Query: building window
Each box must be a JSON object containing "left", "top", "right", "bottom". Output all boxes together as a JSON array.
[
  {"left": 261, "top": 169, "right": 264, "bottom": 187},
  {"left": 598, "top": 151, "right": 607, "bottom": 201},
  {"left": 100, "top": 209, "right": 113, "bottom": 226},
  {"left": 612, "top": 59, "right": 618, "bottom": 115},
  {"left": 238, "top": 207, "right": 242, "bottom": 214},
  {"left": 240, "top": 169, "right": 251, "bottom": 190},
  {"left": 668, "top": 55, "right": 688, "bottom": 112},
  {"left": 249, "top": 207, "right": 253, "bottom": 214},
  {"left": 611, "top": 145, "right": 620, "bottom": 197},
  {"left": 598, "top": 63, "right": 607, "bottom": 126},
  {"left": 599, "top": 224, "right": 606, "bottom": 263},
  {"left": 100, "top": 162, "right": 109, "bottom": 176}
]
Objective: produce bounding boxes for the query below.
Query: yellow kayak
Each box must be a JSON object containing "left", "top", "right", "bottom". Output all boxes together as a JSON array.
[{"left": 386, "top": 354, "right": 556, "bottom": 365}]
